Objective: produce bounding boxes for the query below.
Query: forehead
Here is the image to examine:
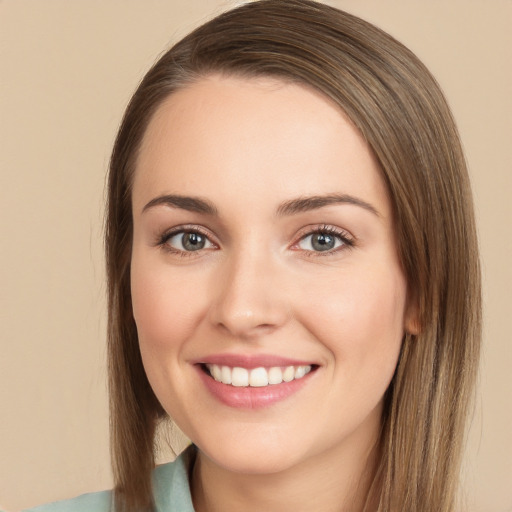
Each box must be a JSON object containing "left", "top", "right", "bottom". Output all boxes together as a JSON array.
[{"left": 133, "top": 75, "right": 390, "bottom": 218}]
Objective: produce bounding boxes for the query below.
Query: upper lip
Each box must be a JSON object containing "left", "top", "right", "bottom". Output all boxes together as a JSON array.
[{"left": 193, "top": 353, "right": 316, "bottom": 369}]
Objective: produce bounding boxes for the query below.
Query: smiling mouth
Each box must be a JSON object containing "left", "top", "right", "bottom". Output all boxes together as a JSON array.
[{"left": 202, "top": 363, "right": 316, "bottom": 387}]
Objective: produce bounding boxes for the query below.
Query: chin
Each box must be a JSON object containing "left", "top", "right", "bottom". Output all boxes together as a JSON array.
[
  {"left": 205, "top": 445, "right": 304, "bottom": 476},
  {"left": 191, "top": 425, "right": 308, "bottom": 475}
]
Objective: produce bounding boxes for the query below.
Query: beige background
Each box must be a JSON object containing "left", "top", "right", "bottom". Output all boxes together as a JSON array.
[{"left": 1, "top": 1, "right": 511, "bottom": 511}]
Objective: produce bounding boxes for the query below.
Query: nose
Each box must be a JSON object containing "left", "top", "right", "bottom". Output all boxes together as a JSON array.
[{"left": 208, "top": 249, "right": 290, "bottom": 340}]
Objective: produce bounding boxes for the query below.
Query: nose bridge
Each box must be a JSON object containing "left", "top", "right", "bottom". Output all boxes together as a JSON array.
[{"left": 209, "top": 242, "right": 288, "bottom": 338}]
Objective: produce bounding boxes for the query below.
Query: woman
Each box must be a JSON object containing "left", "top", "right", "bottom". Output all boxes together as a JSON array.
[{"left": 27, "top": 0, "right": 481, "bottom": 511}]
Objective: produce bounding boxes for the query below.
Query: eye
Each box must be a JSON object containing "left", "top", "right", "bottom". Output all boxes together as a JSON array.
[
  {"left": 161, "top": 229, "right": 215, "bottom": 253},
  {"left": 295, "top": 227, "right": 353, "bottom": 253}
]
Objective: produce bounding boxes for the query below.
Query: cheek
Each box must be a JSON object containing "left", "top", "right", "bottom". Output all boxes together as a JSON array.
[
  {"left": 130, "top": 256, "right": 214, "bottom": 418},
  {"left": 130, "top": 258, "right": 207, "bottom": 357},
  {"left": 299, "top": 262, "right": 407, "bottom": 374}
]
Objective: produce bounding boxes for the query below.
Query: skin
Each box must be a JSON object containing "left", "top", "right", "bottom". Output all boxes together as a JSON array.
[{"left": 131, "top": 75, "right": 417, "bottom": 512}]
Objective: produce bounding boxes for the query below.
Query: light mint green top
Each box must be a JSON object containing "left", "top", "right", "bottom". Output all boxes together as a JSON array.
[{"left": 23, "top": 446, "right": 196, "bottom": 512}]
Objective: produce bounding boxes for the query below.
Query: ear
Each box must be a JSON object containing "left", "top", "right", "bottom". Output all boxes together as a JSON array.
[{"left": 404, "top": 294, "right": 421, "bottom": 336}]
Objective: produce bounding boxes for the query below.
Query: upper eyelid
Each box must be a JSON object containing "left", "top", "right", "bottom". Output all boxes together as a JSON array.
[
  {"left": 157, "top": 225, "right": 219, "bottom": 249},
  {"left": 160, "top": 224, "right": 214, "bottom": 239},
  {"left": 157, "top": 227, "right": 218, "bottom": 257},
  {"left": 290, "top": 225, "right": 355, "bottom": 253},
  {"left": 293, "top": 224, "right": 354, "bottom": 241}
]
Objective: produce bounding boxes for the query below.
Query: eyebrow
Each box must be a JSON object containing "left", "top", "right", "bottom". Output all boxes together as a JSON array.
[
  {"left": 276, "top": 194, "right": 380, "bottom": 217},
  {"left": 142, "top": 194, "right": 218, "bottom": 215},
  {"left": 142, "top": 193, "right": 379, "bottom": 217}
]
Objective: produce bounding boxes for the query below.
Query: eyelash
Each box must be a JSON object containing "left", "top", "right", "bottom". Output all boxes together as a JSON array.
[
  {"left": 156, "top": 225, "right": 216, "bottom": 257},
  {"left": 156, "top": 224, "right": 355, "bottom": 257},
  {"left": 293, "top": 225, "right": 355, "bottom": 257}
]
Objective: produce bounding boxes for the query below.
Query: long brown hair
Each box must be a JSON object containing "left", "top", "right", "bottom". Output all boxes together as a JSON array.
[{"left": 105, "top": 1, "right": 481, "bottom": 510}]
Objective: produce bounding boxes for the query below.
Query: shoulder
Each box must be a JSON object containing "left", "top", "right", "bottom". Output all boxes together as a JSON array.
[
  {"left": 22, "top": 490, "right": 112, "bottom": 512},
  {"left": 22, "top": 445, "right": 196, "bottom": 512},
  {"left": 153, "top": 444, "right": 196, "bottom": 511}
]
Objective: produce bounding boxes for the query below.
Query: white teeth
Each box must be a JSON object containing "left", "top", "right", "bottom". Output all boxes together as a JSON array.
[
  {"left": 205, "top": 364, "right": 312, "bottom": 387},
  {"left": 211, "top": 364, "right": 222, "bottom": 382},
  {"left": 268, "top": 366, "right": 283, "bottom": 385},
  {"left": 249, "top": 367, "right": 269, "bottom": 387},
  {"left": 231, "top": 367, "right": 249, "bottom": 387},
  {"left": 220, "top": 365, "right": 232, "bottom": 385},
  {"left": 282, "top": 366, "right": 295, "bottom": 382},
  {"left": 295, "top": 365, "right": 306, "bottom": 379}
]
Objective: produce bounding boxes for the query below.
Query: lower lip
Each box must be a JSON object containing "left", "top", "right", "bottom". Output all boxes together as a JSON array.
[{"left": 196, "top": 366, "right": 314, "bottom": 409}]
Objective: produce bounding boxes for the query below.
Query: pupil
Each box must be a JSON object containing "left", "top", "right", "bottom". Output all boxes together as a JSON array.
[
  {"left": 183, "top": 232, "right": 205, "bottom": 251},
  {"left": 312, "top": 233, "right": 334, "bottom": 251}
]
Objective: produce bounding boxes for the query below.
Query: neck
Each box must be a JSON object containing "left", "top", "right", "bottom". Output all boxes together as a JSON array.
[{"left": 191, "top": 418, "right": 382, "bottom": 512}]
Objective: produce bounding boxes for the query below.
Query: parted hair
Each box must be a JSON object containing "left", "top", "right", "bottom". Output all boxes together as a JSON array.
[{"left": 105, "top": 1, "right": 481, "bottom": 510}]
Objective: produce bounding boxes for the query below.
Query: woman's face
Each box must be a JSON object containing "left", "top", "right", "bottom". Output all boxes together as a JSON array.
[{"left": 131, "top": 75, "right": 416, "bottom": 475}]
